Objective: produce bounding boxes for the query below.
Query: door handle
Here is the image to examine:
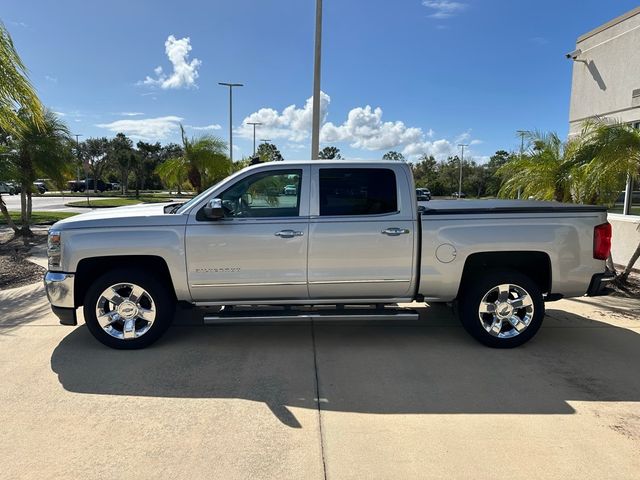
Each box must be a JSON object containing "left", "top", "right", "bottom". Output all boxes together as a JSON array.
[
  {"left": 382, "top": 227, "right": 410, "bottom": 236},
  {"left": 275, "top": 229, "right": 304, "bottom": 238}
]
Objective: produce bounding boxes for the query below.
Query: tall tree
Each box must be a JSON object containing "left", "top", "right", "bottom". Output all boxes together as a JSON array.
[
  {"left": 382, "top": 151, "right": 405, "bottom": 162},
  {"left": 110, "top": 133, "right": 134, "bottom": 194},
  {"left": 0, "top": 22, "right": 43, "bottom": 137},
  {"left": 135, "top": 141, "right": 162, "bottom": 197},
  {"left": 257, "top": 142, "right": 284, "bottom": 162},
  {"left": 83, "top": 137, "right": 110, "bottom": 192},
  {"left": 318, "top": 146, "right": 342, "bottom": 159}
]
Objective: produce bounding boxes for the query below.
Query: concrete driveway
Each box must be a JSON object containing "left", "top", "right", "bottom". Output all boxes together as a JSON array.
[
  {"left": 1, "top": 284, "right": 639, "bottom": 479},
  {"left": 1, "top": 194, "right": 113, "bottom": 212}
]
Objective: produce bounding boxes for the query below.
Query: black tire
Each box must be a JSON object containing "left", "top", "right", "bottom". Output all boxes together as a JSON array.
[
  {"left": 458, "top": 269, "right": 545, "bottom": 348},
  {"left": 83, "top": 268, "right": 175, "bottom": 349}
]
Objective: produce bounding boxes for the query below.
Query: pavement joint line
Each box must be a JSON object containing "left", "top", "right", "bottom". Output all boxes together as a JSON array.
[{"left": 310, "top": 320, "right": 328, "bottom": 480}]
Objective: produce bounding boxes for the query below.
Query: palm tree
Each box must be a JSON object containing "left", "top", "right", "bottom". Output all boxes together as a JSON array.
[
  {"left": 9, "top": 109, "right": 72, "bottom": 235},
  {"left": 577, "top": 119, "right": 640, "bottom": 282},
  {"left": 0, "top": 22, "right": 43, "bottom": 136},
  {"left": 498, "top": 131, "right": 581, "bottom": 202},
  {"left": 155, "top": 156, "right": 189, "bottom": 195},
  {"left": 179, "top": 125, "right": 231, "bottom": 193}
]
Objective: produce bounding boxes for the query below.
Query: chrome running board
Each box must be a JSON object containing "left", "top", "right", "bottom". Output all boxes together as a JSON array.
[{"left": 203, "top": 306, "right": 419, "bottom": 325}]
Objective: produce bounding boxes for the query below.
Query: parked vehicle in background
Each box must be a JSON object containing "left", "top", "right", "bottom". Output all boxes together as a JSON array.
[
  {"left": 44, "top": 160, "right": 611, "bottom": 350},
  {"left": 110, "top": 182, "right": 120, "bottom": 191},
  {"left": 0, "top": 181, "right": 16, "bottom": 195},
  {"left": 283, "top": 184, "right": 297, "bottom": 195},
  {"left": 452, "top": 191, "right": 467, "bottom": 198},
  {"left": 33, "top": 181, "right": 47, "bottom": 194},
  {"left": 416, "top": 188, "right": 431, "bottom": 201},
  {"left": 68, "top": 179, "right": 108, "bottom": 192}
]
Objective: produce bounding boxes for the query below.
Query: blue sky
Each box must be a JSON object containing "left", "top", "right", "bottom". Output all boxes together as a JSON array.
[{"left": 3, "top": 0, "right": 640, "bottom": 162}]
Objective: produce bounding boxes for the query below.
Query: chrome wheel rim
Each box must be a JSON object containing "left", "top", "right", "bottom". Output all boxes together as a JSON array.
[
  {"left": 95, "top": 283, "right": 156, "bottom": 340},
  {"left": 478, "top": 283, "right": 534, "bottom": 339}
]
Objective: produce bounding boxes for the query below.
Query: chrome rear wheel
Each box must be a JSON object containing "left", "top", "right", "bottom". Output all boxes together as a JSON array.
[{"left": 478, "top": 283, "right": 534, "bottom": 339}]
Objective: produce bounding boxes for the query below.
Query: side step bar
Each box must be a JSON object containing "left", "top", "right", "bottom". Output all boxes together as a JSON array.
[{"left": 203, "top": 307, "right": 419, "bottom": 325}]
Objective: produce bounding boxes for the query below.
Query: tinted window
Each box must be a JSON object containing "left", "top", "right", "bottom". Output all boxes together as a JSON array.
[
  {"left": 319, "top": 168, "right": 397, "bottom": 216},
  {"left": 217, "top": 170, "right": 302, "bottom": 218}
]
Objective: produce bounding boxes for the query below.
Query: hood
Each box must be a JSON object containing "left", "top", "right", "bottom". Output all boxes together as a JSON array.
[{"left": 53, "top": 202, "right": 189, "bottom": 230}]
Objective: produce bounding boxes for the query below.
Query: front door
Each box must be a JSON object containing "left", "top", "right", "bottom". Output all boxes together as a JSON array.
[{"left": 186, "top": 167, "right": 310, "bottom": 302}]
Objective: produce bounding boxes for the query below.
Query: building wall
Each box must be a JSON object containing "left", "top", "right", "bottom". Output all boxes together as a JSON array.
[
  {"left": 569, "top": 7, "right": 640, "bottom": 135},
  {"left": 608, "top": 213, "right": 640, "bottom": 271}
]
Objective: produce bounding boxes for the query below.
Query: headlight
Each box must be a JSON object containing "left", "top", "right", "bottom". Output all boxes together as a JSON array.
[{"left": 47, "top": 230, "right": 62, "bottom": 269}]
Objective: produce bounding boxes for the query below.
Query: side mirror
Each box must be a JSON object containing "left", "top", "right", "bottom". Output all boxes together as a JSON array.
[{"left": 203, "top": 198, "right": 225, "bottom": 220}]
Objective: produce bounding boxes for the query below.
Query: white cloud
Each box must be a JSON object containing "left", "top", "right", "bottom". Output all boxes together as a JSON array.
[
  {"left": 96, "top": 115, "right": 183, "bottom": 140},
  {"left": 120, "top": 112, "right": 144, "bottom": 116},
  {"left": 240, "top": 92, "right": 481, "bottom": 161},
  {"left": 422, "top": 1, "right": 467, "bottom": 19},
  {"left": 185, "top": 124, "right": 222, "bottom": 131},
  {"left": 140, "top": 35, "right": 202, "bottom": 89},
  {"left": 237, "top": 92, "right": 330, "bottom": 142},
  {"left": 45, "top": 75, "right": 58, "bottom": 83}
]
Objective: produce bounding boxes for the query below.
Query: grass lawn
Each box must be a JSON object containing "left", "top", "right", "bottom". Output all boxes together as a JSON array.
[
  {"left": 1, "top": 211, "right": 78, "bottom": 225},
  {"left": 65, "top": 197, "right": 171, "bottom": 208}
]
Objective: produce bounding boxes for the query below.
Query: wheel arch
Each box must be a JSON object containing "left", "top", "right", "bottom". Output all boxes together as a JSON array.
[
  {"left": 74, "top": 255, "right": 177, "bottom": 307},
  {"left": 458, "top": 251, "right": 552, "bottom": 299}
]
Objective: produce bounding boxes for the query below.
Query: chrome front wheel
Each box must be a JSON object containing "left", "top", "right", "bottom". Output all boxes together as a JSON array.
[
  {"left": 84, "top": 268, "right": 175, "bottom": 349},
  {"left": 96, "top": 283, "right": 157, "bottom": 340}
]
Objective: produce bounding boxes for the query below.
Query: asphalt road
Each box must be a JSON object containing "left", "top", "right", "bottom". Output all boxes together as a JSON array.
[
  {"left": 1, "top": 284, "right": 639, "bottom": 479},
  {"left": 1, "top": 194, "right": 114, "bottom": 212}
]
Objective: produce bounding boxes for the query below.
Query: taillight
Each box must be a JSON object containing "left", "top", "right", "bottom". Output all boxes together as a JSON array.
[{"left": 593, "top": 222, "right": 612, "bottom": 260}]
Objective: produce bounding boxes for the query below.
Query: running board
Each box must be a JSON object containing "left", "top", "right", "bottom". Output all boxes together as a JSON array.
[{"left": 203, "top": 307, "right": 419, "bottom": 324}]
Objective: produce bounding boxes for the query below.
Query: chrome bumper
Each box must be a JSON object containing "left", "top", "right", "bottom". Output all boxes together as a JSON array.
[{"left": 44, "top": 272, "right": 75, "bottom": 308}]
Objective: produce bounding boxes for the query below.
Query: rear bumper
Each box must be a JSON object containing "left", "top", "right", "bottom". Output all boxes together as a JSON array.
[
  {"left": 586, "top": 271, "right": 615, "bottom": 296},
  {"left": 44, "top": 272, "right": 77, "bottom": 325}
]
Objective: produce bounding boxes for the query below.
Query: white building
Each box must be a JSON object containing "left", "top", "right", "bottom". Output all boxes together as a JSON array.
[
  {"left": 568, "top": 6, "right": 640, "bottom": 216},
  {"left": 568, "top": 7, "right": 640, "bottom": 268}
]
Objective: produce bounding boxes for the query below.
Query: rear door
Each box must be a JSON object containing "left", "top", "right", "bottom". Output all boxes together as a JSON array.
[{"left": 307, "top": 165, "right": 416, "bottom": 300}]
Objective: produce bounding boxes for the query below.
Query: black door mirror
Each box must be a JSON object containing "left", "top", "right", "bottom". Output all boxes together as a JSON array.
[{"left": 203, "top": 198, "right": 225, "bottom": 220}]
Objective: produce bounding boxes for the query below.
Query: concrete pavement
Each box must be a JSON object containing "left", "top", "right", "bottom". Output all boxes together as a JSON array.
[{"left": 1, "top": 283, "right": 639, "bottom": 479}]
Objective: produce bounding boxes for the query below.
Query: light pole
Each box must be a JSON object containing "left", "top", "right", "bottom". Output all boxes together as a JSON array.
[
  {"left": 310, "top": 0, "right": 323, "bottom": 160},
  {"left": 457, "top": 144, "right": 468, "bottom": 199},
  {"left": 218, "top": 82, "right": 244, "bottom": 162},
  {"left": 74, "top": 134, "right": 83, "bottom": 184},
  {"left": 516, "top": 130, "right": 528, "bottom": 200},
  {"left": 246, "top": 122, "right": 262, "bottom": 156}
]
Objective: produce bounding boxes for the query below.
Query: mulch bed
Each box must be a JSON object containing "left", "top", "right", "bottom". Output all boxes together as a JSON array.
[{"left": 0, "top": 230, "right": 47, "bottom": 290}]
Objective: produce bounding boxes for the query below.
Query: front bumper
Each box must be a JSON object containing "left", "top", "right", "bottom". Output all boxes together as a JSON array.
[{"left": 44, "top": 272, "right": 77, "bottom": 325}]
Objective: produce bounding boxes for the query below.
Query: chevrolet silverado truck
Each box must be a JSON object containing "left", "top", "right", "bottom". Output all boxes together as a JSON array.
[{"left": 44, "top": 160, "right": 612, "bottom": 349}]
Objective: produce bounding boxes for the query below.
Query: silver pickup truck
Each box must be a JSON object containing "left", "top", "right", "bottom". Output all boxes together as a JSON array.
[{"left": 44, "top": 160, "right": 612, "bottom": 349}]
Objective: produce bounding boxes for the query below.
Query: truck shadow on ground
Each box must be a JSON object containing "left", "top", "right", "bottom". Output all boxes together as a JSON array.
[{"left": 50, "top": 306, "right": 640, "bottom": 427}]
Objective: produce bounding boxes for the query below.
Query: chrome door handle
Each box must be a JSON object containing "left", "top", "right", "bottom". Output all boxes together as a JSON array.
[
  {"left": 275, "top": 229, "right": 304, "bottom": 238},
  {"left": 382, "top": 227, "right": 410, "bottom": 236}
]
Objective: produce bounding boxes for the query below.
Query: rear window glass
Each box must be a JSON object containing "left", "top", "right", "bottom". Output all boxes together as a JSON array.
[{"left": 319, "top": 168, "right": 398, "bottom": 216}]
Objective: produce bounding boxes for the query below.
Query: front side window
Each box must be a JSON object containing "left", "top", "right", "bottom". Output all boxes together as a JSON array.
[
  {"left": 217, "top": 169, "right": 302, "bottom": 218},
  {"left": 319, "top": 168, "right": 397, "bottom": 216}
]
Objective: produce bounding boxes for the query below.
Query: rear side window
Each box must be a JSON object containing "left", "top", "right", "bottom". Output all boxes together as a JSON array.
[{"left": 319, "top": 168, "right": 398, "bottom": 216}]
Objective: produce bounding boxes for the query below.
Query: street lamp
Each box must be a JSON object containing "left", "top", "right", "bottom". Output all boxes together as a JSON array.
[
  {"left": 74, "top": 134, "right": 83, "bottom": 184},
  {"left": 457, "top": 144, "right": 468, "bottom": 199},
  {"left": 516, "top": 130, "right": 528, "bottom": 200},
  {"left": 310, "top": 0, "right": 323, "bottom": 160},
  {"left": 218, "top": 82, "right": 243, "bottom": 163},
  {"left": 246, "top": 122, "right": 262, "bottom": 156}
]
